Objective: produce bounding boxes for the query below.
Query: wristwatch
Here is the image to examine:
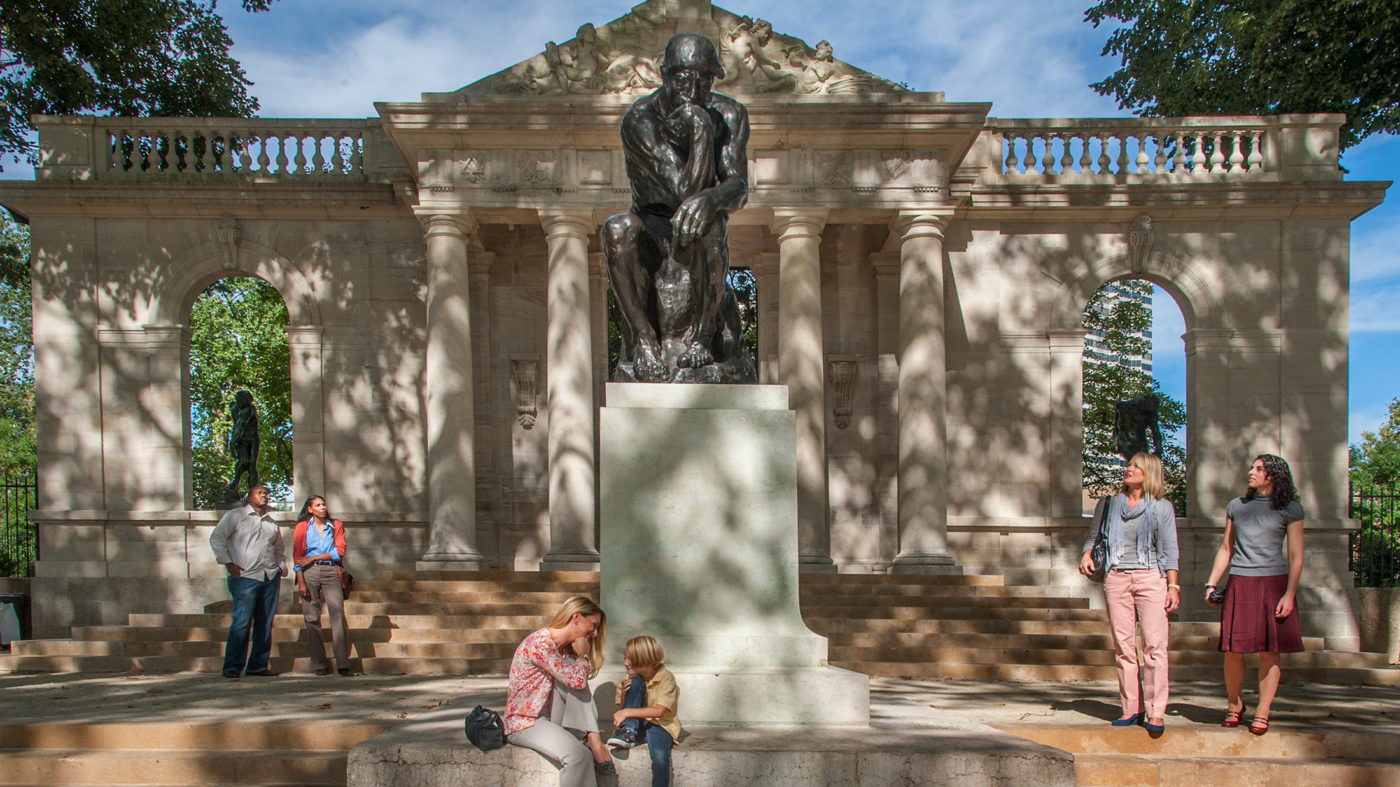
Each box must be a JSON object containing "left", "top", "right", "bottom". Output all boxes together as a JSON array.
[{"left": 1167, "top": 583, "right": 1181, "bottom": 591}]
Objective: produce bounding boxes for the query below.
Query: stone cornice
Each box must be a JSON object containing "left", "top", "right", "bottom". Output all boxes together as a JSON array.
[
  {"left": 0, "top": 180, "right": 406, "bottom": 221},
  {"left": 957, "top": 181, "right": 1389, "bottom": 222}
]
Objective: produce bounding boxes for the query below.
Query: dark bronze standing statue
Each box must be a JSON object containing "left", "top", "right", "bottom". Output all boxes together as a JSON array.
[
  {"left": 602, "top": 33, "right": 756, "bottom": 383},
  {"left": 1112, "top": 393, "right": 1164, "bottom": 461},
  {"left": 224, "top": 389, "right": 262, "bottom": 501}
]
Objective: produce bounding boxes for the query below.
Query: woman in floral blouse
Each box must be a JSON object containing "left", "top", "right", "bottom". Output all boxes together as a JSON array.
[{"left": 504, "top": 596, "right": 613, "bottom": 785}]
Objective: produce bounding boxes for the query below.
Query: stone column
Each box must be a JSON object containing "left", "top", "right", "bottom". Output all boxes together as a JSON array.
[
  {"left": 539, "top": 211, "right": 600, "bottom": 569},
  {"left": 772, "top": 208, "right": 835, "bottom": 572},
  {"left": 870, "top": 253, "right": 901, "bottom": 564},
  {"left": 418, "top": 213, "right": 486, "bottom": 570},
  {"left": 892, "top": 210, "right": 958, "bottom": 574}
]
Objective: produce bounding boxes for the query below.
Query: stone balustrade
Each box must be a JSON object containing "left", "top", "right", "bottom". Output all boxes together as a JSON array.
[
  {"left": 983, "top": 114, "right": 1343, "bottom": 183},
  {"left": 101, "top": 119, "right": 373, "bottom": 181},
  {"left": 33, "top": 116, "right": 387, "bottom": 182}
]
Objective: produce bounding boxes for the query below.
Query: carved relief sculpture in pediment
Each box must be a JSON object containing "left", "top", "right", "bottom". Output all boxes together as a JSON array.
[{"left": 458, "top": 1, "right": 906, "bottom": 97}]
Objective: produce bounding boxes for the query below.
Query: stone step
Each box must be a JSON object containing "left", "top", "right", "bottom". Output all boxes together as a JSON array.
[
  {"left": 828, "top": 631, "right": 1328, "bottom": 652},
  {"left": 806, "top": 616, "right": 1225, "bottom": 637},
  {"left": 67, "top": 625, "right": 529, "bottom": 644},
  {"left": 806, "top": 573, "right": 1009, "bottom": 586},
  {"left": 800, "top": 584, "right": 1070, "bottom": 599},
  {"left": 1001, "top": 723, "right": 1400, "bottom": 786},
  {"left": 1072, "top": 753, "right": 1400, "bottom": 787},
  {"left": 806, "top": 604, "right": 1106, "bottom": 621},
  {"left": 0, "top": 721, "right": 392, "bottom": 786},
  {"left": 11, "top": 639, "right": 521, "bottom": 659},
  {"left": 801, "top": 592, "right": 1092, "bottom": 609},
  {"left": 828, "top": 642, "right": 1384, "bottom": 669},
  {"left": 836, "top": 660, "right": 1400, "bottom": 685},
  {"left": 372, "top": 569, "right": 597, "bottom": 583},
  {"left": 0, "top": 722, "right": 393, "bottom": 751},
  {"left": 0, "top": 749, "right": 349, "bottom": 785},
  {"left": 0, "top": 653, "right": 512, "bottom": 675},
  {"left": 127, "top": 612, "right": 544, "bottom": 628}
]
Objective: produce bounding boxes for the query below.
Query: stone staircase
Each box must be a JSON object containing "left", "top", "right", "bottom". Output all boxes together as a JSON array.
[
  {"left": 998, "top": 723, "right": 1400, "bottom": 786},
  {"left": 2, "top": 571, "right": 1395, "bottom": 685},
  {"left": 799, "top": 573, "right": 1400, "bottom": 685},
  {"left": 0, "top": 721, "right": 391, "bottom": 785}
]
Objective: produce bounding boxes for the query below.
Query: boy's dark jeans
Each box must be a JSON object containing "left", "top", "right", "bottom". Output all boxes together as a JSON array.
[{"left": 618, "top": 676, "right": 674, "bottom": 786}]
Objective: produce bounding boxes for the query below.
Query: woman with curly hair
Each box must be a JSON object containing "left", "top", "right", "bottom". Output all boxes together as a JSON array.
[{"left": 1204, "top": 454, "right": 1305, "bottom": 735}]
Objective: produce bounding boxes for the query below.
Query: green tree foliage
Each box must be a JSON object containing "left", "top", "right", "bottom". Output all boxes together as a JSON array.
[
  {"left": 1085, "top": 0, "right": 1400, "bottom": 150},
  {"left": 0, "top": 214, "right": 35, "bottom": 576},
  {"left": 0, "top": 0, "right": 277, "bottom": 168},
  {"left": 1082, "top": 280, "right": 1188, "bottom": 511},
  {"left": 188, "top": 277, "right": 291, "bottom": 509},
  {"left": 0, "top": 214, "right": 33, "bottom": 476},
  {"left": 1350, "top": 398, "right": 1400, "bottom": 586}
]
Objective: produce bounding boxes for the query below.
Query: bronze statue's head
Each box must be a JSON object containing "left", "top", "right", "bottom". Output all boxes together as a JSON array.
[{"left": 660, "top": 34, "right": 724, "bottom": 106}]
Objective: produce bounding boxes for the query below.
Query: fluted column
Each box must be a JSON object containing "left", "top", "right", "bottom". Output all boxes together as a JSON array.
[
  {"left": 892, "top": 210, "right": 958, "bottom": 574},
  {"left": 540, "top": 211, "right": 600, "bottom": 569},
  {"left": 417, "top": 213, "right": 485, "bottom": 570},
  {"left": 772, "top": 208, "right": 835, "bottom": 571}
]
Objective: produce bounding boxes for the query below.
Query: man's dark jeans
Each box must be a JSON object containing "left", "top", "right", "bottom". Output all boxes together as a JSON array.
[{"left": 223, "top": 574, "right": 280, "bottom": 675}]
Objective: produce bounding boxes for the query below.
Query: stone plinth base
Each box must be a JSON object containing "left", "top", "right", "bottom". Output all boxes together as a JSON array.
[
  {"left": 346, "top": 695, "right": 1074, "bottom": 787},
  {"left": 599, "top": 383, "right": 868, "bottom": 726},
  {"left": 595, "top": 667, "right": 869, "bottom": 727}
]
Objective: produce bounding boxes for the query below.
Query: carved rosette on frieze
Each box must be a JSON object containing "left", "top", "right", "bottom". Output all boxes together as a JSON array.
[{"left": 454, "top": 2, "right": 907, "bottom": 98}]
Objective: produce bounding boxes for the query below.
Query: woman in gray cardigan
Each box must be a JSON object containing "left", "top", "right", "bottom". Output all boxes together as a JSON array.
[{"left": 1079, "top": 453, "right": 1181, "bottom": 734}]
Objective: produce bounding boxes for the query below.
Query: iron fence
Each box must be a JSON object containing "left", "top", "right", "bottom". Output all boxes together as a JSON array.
[
  {"left": 1351, "top": 482, "right": 1400, "bottom": 587},
  {"left": 0, "top": 470, "right": 37, "bottom": 578}
]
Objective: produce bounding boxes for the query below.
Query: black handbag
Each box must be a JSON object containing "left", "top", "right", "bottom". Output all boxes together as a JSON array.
[
  {"left": 464, "top": 704, "right": 506, "bottom": 751},
  {"left": 1087, "top": 495, "right": 1111, "bottom": 582}
]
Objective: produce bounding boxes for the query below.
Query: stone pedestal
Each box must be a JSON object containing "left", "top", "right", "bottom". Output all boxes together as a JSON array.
[{"left": 599, "top": 383, "right": 869, "bottom": 726}]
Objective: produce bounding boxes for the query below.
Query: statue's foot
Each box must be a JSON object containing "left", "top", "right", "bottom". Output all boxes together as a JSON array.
[
  {"left": 635, "top": 343, "right": 670, "bottom": 382},
  {"left": 677, "top": 341, "right": 715, "bottom": 370}
]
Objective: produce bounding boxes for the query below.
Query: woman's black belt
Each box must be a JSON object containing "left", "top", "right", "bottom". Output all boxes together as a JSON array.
[{"left": 312, "top": 559, "right": 341, "bottom": 566}]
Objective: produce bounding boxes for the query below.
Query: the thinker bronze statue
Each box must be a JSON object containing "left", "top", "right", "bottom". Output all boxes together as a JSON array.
[{"left": 602, "top": 33, "right": 757, "bottom": 383}]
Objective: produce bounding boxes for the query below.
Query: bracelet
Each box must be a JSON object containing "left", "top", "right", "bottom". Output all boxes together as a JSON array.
[
  {"left": 1205, "top": 583, "right": 1218, "bottom": 589},
  {"left": 1167, "top": 584, "right": 1181, "bottom": 591}
]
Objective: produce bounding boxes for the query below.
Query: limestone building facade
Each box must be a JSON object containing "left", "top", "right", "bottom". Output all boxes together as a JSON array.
[{"left": 0, "top": 0, "right": 1386, "bottom": 648}]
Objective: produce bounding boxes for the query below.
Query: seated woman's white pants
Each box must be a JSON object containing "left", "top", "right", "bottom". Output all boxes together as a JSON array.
[{"left": 506, "top": 681, "right": 601, "bottom": 787}]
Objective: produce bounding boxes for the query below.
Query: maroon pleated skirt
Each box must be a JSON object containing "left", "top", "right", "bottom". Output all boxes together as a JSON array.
[{"left": 1218, "top": 574, "right": 1304, "bottom": 654}]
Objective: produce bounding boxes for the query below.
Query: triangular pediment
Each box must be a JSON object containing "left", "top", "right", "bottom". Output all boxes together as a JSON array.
[{"left": 455, "top": 0, "right": 907, "bottom": 98}]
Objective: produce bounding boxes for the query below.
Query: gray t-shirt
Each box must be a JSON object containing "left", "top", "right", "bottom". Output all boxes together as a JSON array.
[{"left": 1226, "top": 495, "right": 1304, "bottom": 576}]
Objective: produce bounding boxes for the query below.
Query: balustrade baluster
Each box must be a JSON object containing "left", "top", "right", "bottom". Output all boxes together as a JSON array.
[
  {"left": 1207, "top": 133, "right": 1225, "bottom": 171},
  {"left": 293, "top": 134, "right": 309, "bottom": 174},
  {"left": 1040, "top": 134, "right": 1056, "bottom": 175},
  {"left": 1003, "top": 133, "right": 1021, "bottom": 174},
  {"left": 312, "top": 134, "right": 326, "bottom": 174},
  {"left": 274, "top": 135, "right": 290, "bottom": 174},
  {"left": 331, "top": 133, "right": 346, "bottom": 174},
  {"left": 1114, "top": 133, "right": 1129, "bottom": 175},
  {"left": 1228, "top": 132, "right": 1245, "bottom": 172},
  {"left": 1060, "top": 134, "right": 1075, "bottom": 173},
  {"left": 256, "top": 131, "right": 271, "bottom": 173},
  {"left": 1152, "top": 135, "right": 1168, "bottom": 173},
  {"left": 350, "top": 132, "right": 365, "bottom": 173},
  {"left": 1250, "top": 131, "right": 1264, "bottom": 171},
  {"left": 1134, "top": 133, "right": 1150, "bottom": 173},
  {"left": 1096, "top": 133, "right": 1111, "bottom": 174},
  {"left": 1171, "top": 133, "right": 1187, "bottom": 174},
  {"left": 1077, "top": 133, "right": 1093, "bottom": 173},
  {"left": 1190, "top": 133, "right": 1207, "bottom": 174}
]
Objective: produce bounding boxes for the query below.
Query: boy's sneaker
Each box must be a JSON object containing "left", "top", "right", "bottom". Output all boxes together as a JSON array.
[{"left": 606, "top": 729, "right": 639, "bottom": 749}]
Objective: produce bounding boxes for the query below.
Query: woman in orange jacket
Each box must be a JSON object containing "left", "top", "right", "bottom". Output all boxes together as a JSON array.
[{"left": 292, "top": 495, "right": 351, "bottom": 676}]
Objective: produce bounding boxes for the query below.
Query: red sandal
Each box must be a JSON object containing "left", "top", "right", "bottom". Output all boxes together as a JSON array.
[
  {"left": 1248, "top": 717, "right": 1270, "bottom": 735},
  {"left": 1221, "top": 702, "right": 1247, "bottom": 728}
]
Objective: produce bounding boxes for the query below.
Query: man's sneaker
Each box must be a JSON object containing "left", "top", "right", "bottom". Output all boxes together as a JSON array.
[{"left": 606, "top": 729, "right": 639, "bottom": 749}]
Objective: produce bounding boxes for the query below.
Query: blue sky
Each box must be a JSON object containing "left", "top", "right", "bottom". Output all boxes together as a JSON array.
[{"left": 6, "top": 0, "right": 1398, "bottom": 444}]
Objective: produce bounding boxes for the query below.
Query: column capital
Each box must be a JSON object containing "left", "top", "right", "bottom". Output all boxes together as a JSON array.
[
  {"left": 538, "top": 210, "right": 595, "bottom": 241},
  {"left": 770, "top": 207, "right": 829, "bottom": 241},
  {"left": 895, "top": 209, "right": 956, "bottom": 241},
  {"left": 419, "top": 210, "right": 478, "bottom": 238}
]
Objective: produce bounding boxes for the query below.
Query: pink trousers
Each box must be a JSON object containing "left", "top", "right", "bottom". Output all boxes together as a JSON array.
[{"left": 1104, "top": 569, "right": 1171, "bottom": 718}]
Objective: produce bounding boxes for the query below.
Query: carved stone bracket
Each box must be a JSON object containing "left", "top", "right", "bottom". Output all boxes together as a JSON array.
[
  {"left": 1129, "top": 214, "right": 1154, "bottom": 273},
  {"left": 827, "top": 355, "right": 860, "bottom": 429},
  {"left": 510, "top": 355, "right": 540, "bottom": 429}
]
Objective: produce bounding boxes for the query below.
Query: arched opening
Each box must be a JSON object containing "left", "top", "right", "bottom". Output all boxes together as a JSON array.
[
  {"left": 1081, "top": 278, "right": 1189, "bottom": 513},
  {"left": 187, "top": 277, "right": 293, "bottom": 509}
]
